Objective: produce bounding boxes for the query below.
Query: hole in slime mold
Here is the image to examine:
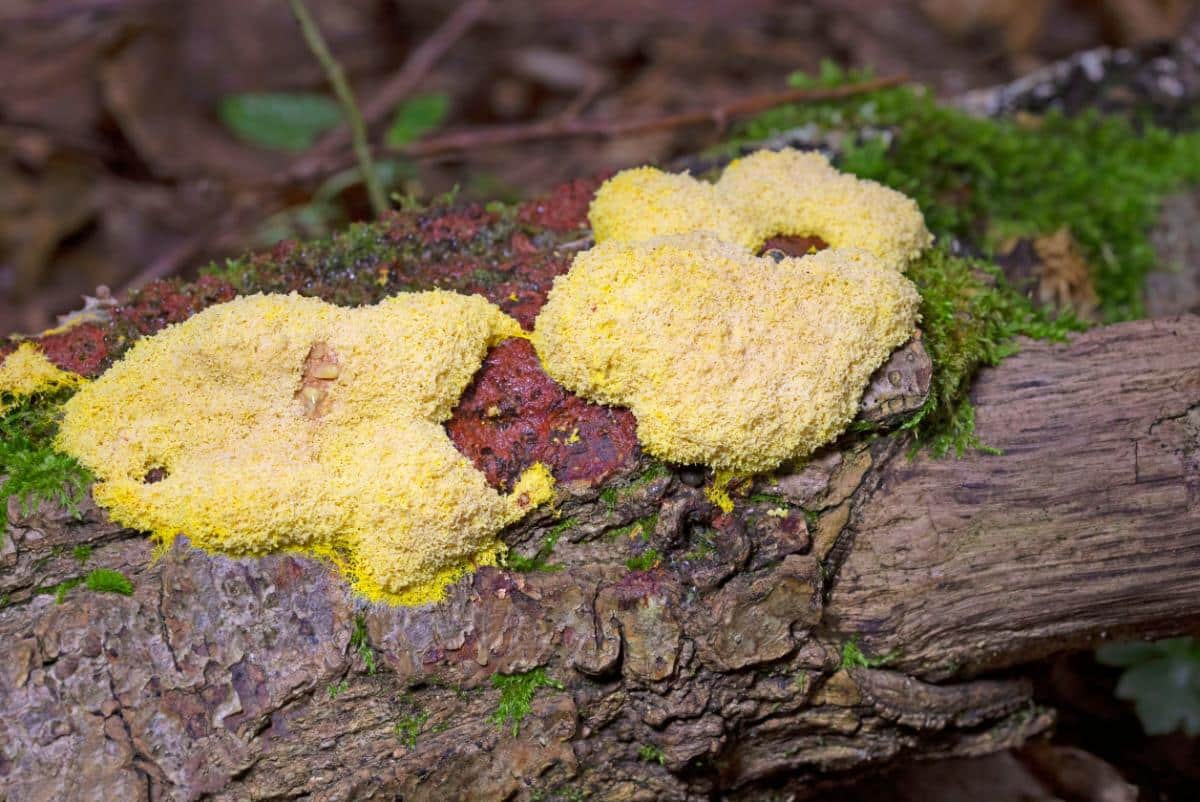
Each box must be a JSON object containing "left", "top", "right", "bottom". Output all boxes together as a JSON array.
[
  {"left": 756, "top": 234, "right": 829, "bottom": 259},
  {"left": 143, "top": 466, "right": 168, "bottom": 484},
  {"left": 295, "top": 341, "right": 341, "bottom": 418}
]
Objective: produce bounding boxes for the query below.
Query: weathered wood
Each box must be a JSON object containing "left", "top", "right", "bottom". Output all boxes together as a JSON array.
[{"left": 827, "top": 317, "right": 1200, "bottom": 677}]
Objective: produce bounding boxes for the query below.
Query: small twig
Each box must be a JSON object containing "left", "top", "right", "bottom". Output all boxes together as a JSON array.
[
  {"left": 288, "top": 0, "right": 388, "bottom": 216},
  {"left": 399, "top": 75, "right": 907, "bottom": 158},
  {"left": 286, "top": 0, "right": 490, "bottom": 185}
]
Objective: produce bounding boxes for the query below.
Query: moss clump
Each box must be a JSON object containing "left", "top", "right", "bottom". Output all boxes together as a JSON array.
[
  {"left": 735, "top": 62, "right": 1200, "bottom": 321},
  {"left": 0, "top": 391, "right": 91, "bottom": 524},
  {"left": 351, "top": 614, "right": 378, "bottom": 674},
  {"left": 637, "top": 744, "right": 667, "bottom": 764},
  {"left": 489, "top": 667, "right": 564, "bottom": 736},
  {"left": 683, "top": 527, "right": 717, "bottom": 561},
  {"left": 85, "top": 568, "right": 133, "bottom": 596},
  {"left": 840, "top": 636, "right": 897, "bottom": 669},
  {"left": 503, "top": 517, "right": 575, "bottom": 573},
  {"left": 902, "top": 246, "right": 1082, "bottom": 456},
  {"left": 625, "top": 548, "right": 661, "bottom": 572},
  {"left": 394, "top": 712, "right": 429, "bottom": 748},
  {"left": 51, "top": 577, "right": 84, "bottom": 603}
]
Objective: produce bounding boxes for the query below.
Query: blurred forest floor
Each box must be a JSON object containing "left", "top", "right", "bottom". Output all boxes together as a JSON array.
[{"left": 1, "top": 0, "right": 1197, "bottom": 330}]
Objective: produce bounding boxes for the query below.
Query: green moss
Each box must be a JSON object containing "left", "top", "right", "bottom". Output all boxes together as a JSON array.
[
  {"left": 840, "top": 636, "right": 898, "bottom": 669},
  {"left": 351, "top": 614, "right": 378, "bottom": 675},
  {"left": 735, "top": 62, "right": 1200, "bottom": 321},
  {"left": 683, "top": 527, "right": 717, "bottom": 561},
  {"left": 625, "top": 548, "right": 661, "bottom": 572},
  {"left": 0, "top": 392, "right": 91, "bottom": 525},
  {"left": 724, "top": 62, "right": 1200, "bottom": 452},
  {"left": 71, "top": 544, "right": 93, "bottom": 564},
  {"left": 200, "top": 196, "right": 534, "bottom": 308},
  {"left": 489, "top": 667, "right": 564, "bottom": 736},
  {"left": 504, "top": 517, "right": 575, "bottom": 573},
  {"left": 85, "top": 568, "right": 133, "bottom": 595},
  {"left": 327, "top": 679, "right": 349, "bottom": 699},
  {"left": 599, "top": 463, "right": 671, "bottom": 513},
  {"left": 604, "top": 514, "right": 657, "bottom": 542},
  {"left": 394, "top": 711, "right": 429, "bottom": 748},
  {"left": 52, "top": 577, "right": 84, "bottom": 604},
  {"left": 637, "top": 744, "right": 667, "bottom": 764},
  {"left": 902, "top": 246, "right": 1082, "bottom": 456}
]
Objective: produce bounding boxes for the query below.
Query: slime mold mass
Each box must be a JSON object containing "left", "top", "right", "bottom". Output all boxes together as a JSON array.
[
  {"left": 0, "top": 342, "right": 85, "bottom": 410},
  {"left": 56, "top": 292, "right": 554, "bottom": 605},
  {"left": 533, "top": 149, "right": 929, "bottom": 472},
  {"left": 588, "top": 148, "right": 931, "bottom": 271}
]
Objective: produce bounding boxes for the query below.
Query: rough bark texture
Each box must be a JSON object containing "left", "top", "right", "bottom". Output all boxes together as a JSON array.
[{"left": 3, "top": 42, "right": 1200, "bottom": 802}]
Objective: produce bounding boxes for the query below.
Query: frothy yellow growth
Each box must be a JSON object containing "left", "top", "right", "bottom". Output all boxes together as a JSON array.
[
  {"left": 532, "top": 234, "right": 921, "bottom": 472},
  {"left": 57, "top": 292, "right": 553, "bottom": 605},
  {"left": 588, "top": 149, "right": 932, "bottom": 271},
  {"left": 0, "top": 342, "right": 85, "bottom": 409}
]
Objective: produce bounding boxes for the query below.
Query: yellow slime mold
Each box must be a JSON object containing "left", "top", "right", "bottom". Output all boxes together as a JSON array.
[
  {"left": 588, "top": 148, "right": 931, "bottom": 271},
  {"left": 531, "top": 234, "right": 921, "bottom": 472},
  {"left": 0, "top": 342, "right": 85, "bottom": 411},
  {"left": 57, "top": 292, "right": 554, "bottom": 605}
]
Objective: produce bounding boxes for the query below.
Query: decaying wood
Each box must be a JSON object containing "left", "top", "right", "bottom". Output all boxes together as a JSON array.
[{"left": 827, "top": 317, "right": 1200, "bottom": 679}]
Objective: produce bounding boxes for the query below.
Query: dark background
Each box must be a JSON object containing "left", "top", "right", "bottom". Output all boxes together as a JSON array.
[{"left": 2, "top": 0, "right": 1197, "bottom": 332}]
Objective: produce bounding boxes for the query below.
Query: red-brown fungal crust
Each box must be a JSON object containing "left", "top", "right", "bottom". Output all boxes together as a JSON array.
[
  {"left": 517, "top": 176, "right": 607, "bottom": 232},
  {"left": 119, "top": 276, "right": 237, "bottom": 336},
  {"left": 418, "top": 203, "right": 497, "bottom": 244},
  {"left": 38, "top": 322, "right": 112, "bottom": 377},
  {"left": 0, "top": 275, "right": 239, "bottom": 381},
  {"left": 445, "top": 338, "right": 639, "bottom": 492}
]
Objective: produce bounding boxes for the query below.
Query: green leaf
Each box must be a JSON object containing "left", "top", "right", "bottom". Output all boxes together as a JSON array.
[
  {"left": 385, "top": 93, "right": 450, "bottom": 148},
  {"left": 1096, "top": 640, "right": 1165, "bottom": 667},
  {"left": 219, "top": 93, "right": 343, "bottom": 151},
  {"left": 1098, "top": 637, "right": 1200, "bottom": 736}
]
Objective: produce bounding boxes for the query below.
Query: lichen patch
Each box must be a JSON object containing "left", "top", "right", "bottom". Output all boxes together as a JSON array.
[{"left": 56, "top": 292, "right": 554, "bottom": 605}]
